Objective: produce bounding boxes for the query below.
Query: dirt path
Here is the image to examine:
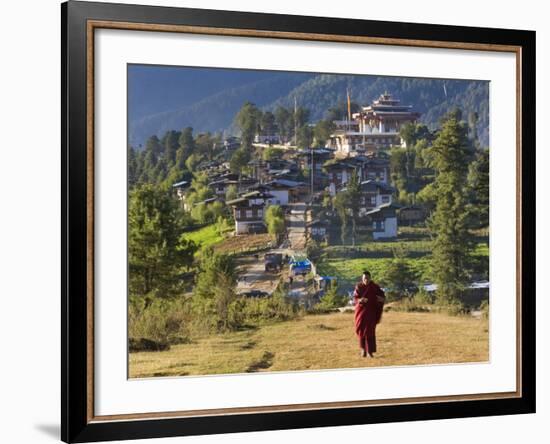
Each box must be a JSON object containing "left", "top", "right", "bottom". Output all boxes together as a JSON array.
[
  {"left": 235, "top": 254, "right": 281, "bottom": 295},
  {"left": 287, "top": 202, "right": 307, "bottom": 252}
]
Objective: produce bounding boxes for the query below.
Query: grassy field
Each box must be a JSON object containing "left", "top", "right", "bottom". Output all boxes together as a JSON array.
[
  {"left": 317, "top": 256, "right": 432, "bottom": 285},
  {"left": 129, "top": 310, "right": 489, "bottom": 378},
  {"left": 317, "top": 226, "right": 489, "bottom": 285},
  {"left": 181, "top": 224, "right": 229, "bottom": 251}
]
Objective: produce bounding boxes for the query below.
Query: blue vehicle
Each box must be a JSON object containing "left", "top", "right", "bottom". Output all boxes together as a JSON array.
[{"left": 289, "top": 255, "right": 312, "bottom": 276}]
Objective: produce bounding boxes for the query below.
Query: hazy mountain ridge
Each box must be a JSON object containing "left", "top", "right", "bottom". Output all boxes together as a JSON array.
[
  {"left": 129, "top": 73, "right": 313, "bottom": 147},
  {"left": 129, "top": 73, "right": 489, "bottom": 148}
]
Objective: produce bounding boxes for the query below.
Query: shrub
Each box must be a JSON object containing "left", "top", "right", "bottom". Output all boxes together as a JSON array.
[
  {"left": 479, "top": 300, "right": 490, "bottom": 319},
  {"left": 379, "top": 252, "right": 418, "bottom": 301},
  {"left": 128, "top": 296, "right": 192, "bottom": 350},
  {"left": 391, "top": 296, "right": 430, "bottom": 313},
  {"left": 445, "top": 300, "right": 469, "bottom": 316},
  {"left": 239, "top": 288, "right": 301, "bottom": 324},
  {"left": 316, "top": 281, "right": 347, "bottom": 311},
  {"left": 265, "top": 205, "right": 286, "bottom": 239},
  {"left": 415, "top": 288, "right": 436, "bottom": 305},
  {"left": 129, "top": 337, "right": 170, "bottom": 352}
]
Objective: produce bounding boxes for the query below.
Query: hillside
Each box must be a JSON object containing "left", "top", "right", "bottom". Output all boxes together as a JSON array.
[
  {"left": 129, "top": 310, "right": 489, "bottom": 378},
  {"left": 129, "top": 72, "right": 313, "bottom": 147},
  {"left": 129, "top": 70, "right": 489, "bottom": 148},
  {"left": 268, "top": 75, "right": 489, "bottom": 145}
]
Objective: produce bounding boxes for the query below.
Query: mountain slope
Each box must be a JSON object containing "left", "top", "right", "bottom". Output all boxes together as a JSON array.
[
  {"left": 266, "top": 75, "right": 489, "bottom": 145},
  {"left": 129, "top": 72, "right": 489, "bottom": 148},
  {"left": 129, "top": 73, "right": 313, "bottom": 147}
]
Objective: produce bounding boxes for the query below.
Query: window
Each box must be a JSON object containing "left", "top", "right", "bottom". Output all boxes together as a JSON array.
[
  {"left": 258, "top": 209, "right": 263, "bottom": 217},
  {"left": 373, "top": 220, "right": 385, "bottom": 231},
  {"left": 246, "top": 210, "right": 253, "bottom": 218},
  {"left": 381, "top": 195, "right": 390, "bottom": 203},
  {"left": 370, "top": 196, "right": 376, "bottom": 205}
]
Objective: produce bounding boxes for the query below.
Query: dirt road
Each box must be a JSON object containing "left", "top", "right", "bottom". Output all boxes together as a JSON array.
[{"left": 287, "top": 202, "right": 307, "bottom": 251}]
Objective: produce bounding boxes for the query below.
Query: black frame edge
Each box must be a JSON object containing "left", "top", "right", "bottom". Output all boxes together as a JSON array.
[{"left": 61, "top": 1, "right": 536, "bottom": 442}]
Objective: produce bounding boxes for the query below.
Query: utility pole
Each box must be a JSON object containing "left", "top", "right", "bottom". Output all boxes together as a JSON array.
[
  {"left": 310, "top": 145, "right": 314, "bottom": 203},
  {"left": 294, "top": 96, "right": 298, "bottom": 147}
]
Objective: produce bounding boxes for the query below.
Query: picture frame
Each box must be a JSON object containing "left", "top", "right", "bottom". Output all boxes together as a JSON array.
[{"left": 61, "top": 1, "right": 536, "bottom": 442}]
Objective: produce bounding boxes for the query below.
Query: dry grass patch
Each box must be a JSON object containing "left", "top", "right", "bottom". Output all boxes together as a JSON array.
[
  {"left": 213, "top": 233, "right": 274, "bottom": 255},
  {"left": 129, "top": 311, "right": 488, "bottom": 378}
]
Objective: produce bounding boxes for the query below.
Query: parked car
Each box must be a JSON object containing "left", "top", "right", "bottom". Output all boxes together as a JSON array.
[
  {"left": 289, "top": 255, "right": 312, "bottom": 276},
  {"left": 264, "top": 253, "right": 283, "bottom": 272},
  {"left": 241, "top": 290, "right": 269, "bottom": 298}
]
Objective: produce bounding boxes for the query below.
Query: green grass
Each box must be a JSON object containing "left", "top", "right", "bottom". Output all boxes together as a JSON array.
[
  {"left": 129, "top": 310, "right": 489, "bottom": 378},
  {"left": 317, "top": 256, "right": 432, "bottom": 284},
  {"left": 181, "top": 224, "right": 229, "bottom": 251},
  {"left": 318, "top": 223, "right": 489, "bottom": 285}
]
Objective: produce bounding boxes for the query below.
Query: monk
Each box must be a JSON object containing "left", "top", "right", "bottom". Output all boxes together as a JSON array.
[{"left": 354, "top": 270, "right": 386, "bottom": 358}]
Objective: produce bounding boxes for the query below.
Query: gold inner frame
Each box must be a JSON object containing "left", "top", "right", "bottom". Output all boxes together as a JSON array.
[{"left": 86, "top": 19, "right": 523, "bottom": 423}]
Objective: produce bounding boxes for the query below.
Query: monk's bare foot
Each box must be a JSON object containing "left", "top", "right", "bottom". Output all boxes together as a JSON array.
[
  {"left": 360, "top": 349, "right": 366, "bottom": 357},
  {"left": 367, "top": 353, "right": 374, "bottom": 358}
]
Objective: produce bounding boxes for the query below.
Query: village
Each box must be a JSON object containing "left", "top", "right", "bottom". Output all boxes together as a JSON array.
[{"left": 170, "top": 93, "right": 451, "bottom": 305}]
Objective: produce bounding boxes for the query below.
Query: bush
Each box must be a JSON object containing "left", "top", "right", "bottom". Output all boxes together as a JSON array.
[
  {"left": 129, "top": 337, "right": 170, "bottom": 352},
  {"left": 265, "top": 205, "right": 285, "bottom": 239},
  {"left": 128, "top": 296, "right": 192, "bottom": 350},
  {"left": 415, "top": 288, "right": 436, "bottom": 305},
  {"left": 379, "top": 252, "right": 418, "bottom": 301},
  {"left": 239, "top": 289, "right": 301, "bottom": 324},
  {"left": 479, "top": 300, "right": 489, "bottom": 319},
  {"left": 391, "top": 295, "right": 430, "bottom": 313},
  {"left": 316, "top": 281, "right": 347, "bottom": 311},
  {"left": 445, "top": 300, "right": 469, "bottom": 316}
]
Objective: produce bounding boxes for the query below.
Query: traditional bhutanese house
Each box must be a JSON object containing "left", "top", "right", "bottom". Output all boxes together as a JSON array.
[
  {"left": 248, "top": 159, "right": 269, "bottom": 183},
  {"left": 324, "top": 159, "right": 359, "bottom": 196},
  {"left": 361, "top": 156, "right": 390, "bottom": 184},
  {"left": 355, "top": 92, "right": 420, "bottom": 136},
  {"left": 223, "top": 136, "right": 241, "bottom": 151},
  {"left": 254, "top": 134, "right": 280, "bottom": 144},
  {"left": 365, "top": 202, "right": 400, "bottom": 239},
  {"left": 328, "top": 92, "right": 420, "bottom": 157},
  {"left": 226, "top": 190, "right": 274, "bottom": 235},
  {"left": 266, "top": 179, "right": 308, "bottom": 204},
  {"left": 333, "top": 120, "right": 360, "bottom": 132},
  {"left": 295, "top": 148, "right": 333, "bottom": 188},
  {"left": 295, "top": 148, "right": 334, "bottom": 171},
  {"left": 208, "top": 178, "right": 240, "bottom": 196},
  {"left": 264, "top": 159, "right": 299, "bottom": 181},
  {"left": 172, "top": 180, "right": 190, "bottom": 200},
  {"left": 398, "top": 205, "right": 427, "bottom": 225},
  {"left": 188, "top": 196, "right": 225, "bottom": 214},
  {"left": 306, "top": 218, "right": 329, "bottom": 242},
  {"left": 357, "top": 180, "right": 395, "bottom": 215},
  {"left": 196, "top": 160, "right": 223, "bottom": 172},
  {"left": 256, "top": 182, "right": 289, "bottom": 206},
  {"left": 238, "top": 177, "right": 259, "bottom": 192}
]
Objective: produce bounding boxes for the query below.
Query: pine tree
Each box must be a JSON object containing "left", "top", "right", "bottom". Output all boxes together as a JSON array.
[
  {"left": 346, "top": 171, "right": 362, "bottom": 246},
  {"left": 429, "top": 112, "right": 474, "bottom": 303},
  {"left": 163, "top": 130, "right": 180, "bottom": 167},
  {"left": 466, "top": 149, "right": 489, "bottom": 228},
  {"left": 128, "top": 184, "right": 197, "bottom": 298},
  {"left": 128, "top": 146, "right": 138, "bottom": 189},
  {"left": 235, "top": 102, "right": 262, "bottom": 148},
  {"left": 145, "top": 135, "right": 163, "bottom": 157}
]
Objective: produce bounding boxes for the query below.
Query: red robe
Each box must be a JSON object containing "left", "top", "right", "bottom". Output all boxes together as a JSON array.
[{"left": 354, "top": 281, "right": 385, "bottom": 353}]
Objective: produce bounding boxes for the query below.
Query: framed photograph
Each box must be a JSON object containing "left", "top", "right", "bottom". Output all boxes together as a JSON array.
[{"left": 62, "top": 1, "right": 535, "bottom": 442}]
